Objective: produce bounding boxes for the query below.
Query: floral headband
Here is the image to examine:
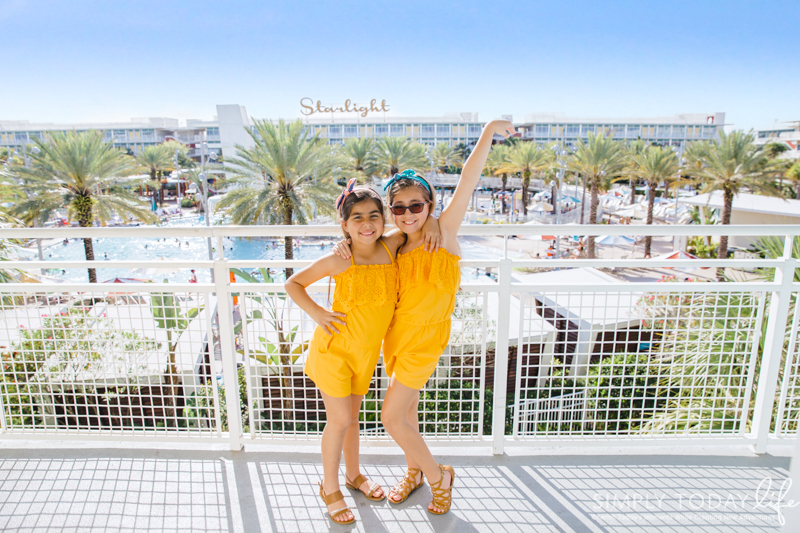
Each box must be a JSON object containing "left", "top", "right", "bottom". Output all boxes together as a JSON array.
[
  {"left": 335, "top": 178, "right": 358, "bottom": 212},
  {"left": 383, "top": 169, "right": 432, "bottom": 194}
]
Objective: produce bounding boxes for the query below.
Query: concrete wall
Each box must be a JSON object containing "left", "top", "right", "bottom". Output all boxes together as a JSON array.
[
  {"left": 216, "top": 104, "right": 253, "bottom": 159},
  {"left": 730, "top": 209, "right": 800, "bottom": 249}
]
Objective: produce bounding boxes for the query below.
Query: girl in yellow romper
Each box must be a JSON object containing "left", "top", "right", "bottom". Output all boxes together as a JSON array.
[
  {"left": 338, "top": 120, "right": 516, "bottom": 515},
  {"left": 285, "top": 180, "right": 440, "bottom": 525}
]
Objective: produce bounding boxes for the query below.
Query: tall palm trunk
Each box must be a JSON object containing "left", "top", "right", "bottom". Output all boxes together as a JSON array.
[
  {"left": 717, "top": 187, "right": 734, "bottom": 281},
  {"left": 629, "top": 179, "right": 636, "bottom": 205},
  {"left": 580, "top": 174, "right": 587, "bottom": 225},
  {"left": 644, "top": 181, "right": 655, "bottom": 257},
  {"left": 500, "top": 174, "right": 508, "bottom": 214},
  {"left": 283, "top": 202, "right": 294, "bottom": 279},
  {"left": 150, "top": 169, "right": 158, "bottom": 207},
  {"left": 795, "top": 182, "right": 800, "bottom": 200},
  {"left": 587, "top": 177, "right": 599, "bottom": 259},
  {"left": 280, "top": 200, "right": 295, "bottom": 422},
  {"left": 521, "top": 170, "right": 531, "bottom": 216},
  {"left": 75, "top": 195, "right": 97, "bottom": 283}
]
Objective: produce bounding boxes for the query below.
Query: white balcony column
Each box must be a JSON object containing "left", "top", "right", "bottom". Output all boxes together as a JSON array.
[
  {"left": 214, "top": 258, "right": 244, "bottom": 451},
  {"left": 752, "top": 236, "right": 797, "bottom": 453},
  {"left": 492, "top": 258, "right": 513, "bottom": 454}
]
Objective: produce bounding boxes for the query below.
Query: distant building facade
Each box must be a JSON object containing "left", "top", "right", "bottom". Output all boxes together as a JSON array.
[
  {"left": 754, "top": 121, "right": 799, "bottom": 160},
  {"left": 1, "top": 106, "right": 729, "bottom": 160}
]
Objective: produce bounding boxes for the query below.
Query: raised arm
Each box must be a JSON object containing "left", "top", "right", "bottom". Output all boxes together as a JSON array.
[{"left": 439, "top": 120, "right": 515, "bottom": 235}]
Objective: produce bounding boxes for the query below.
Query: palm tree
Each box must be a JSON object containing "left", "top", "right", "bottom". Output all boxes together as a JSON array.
[
  {"left": 11, "top": 131, "right": 156, "bottom": 282},
  {"left": 485, "top": 144, "right": 510, "bottom": 214},
  {"left": 785, "top": 160, "right": 800, "bottom": 199},
  {"left": 372, "top": 137, "right": 427, "bottom": 178},
  {"left": 338, "top": 137, "right": 376, "bottom": 183},
  {"left": 677, "top": 131, "right": 782, "bottom": 270},
  {"left": 568, "top": 132, "right": 628, "bottom": 258},
  {"left": 431, "top": 142, "right": 463, "bottom": 174},
  {"left": 218, "top": 119, "right": 339, "bottom": 278},
  {"left": 625, "top": 145, "right": 679, "bottom": 257},
  {"left": 498, "top": 142, "right": 551, "bottom": 217},
  {"left": 135, "top": 145, "right": 174, "bottom": 208}
]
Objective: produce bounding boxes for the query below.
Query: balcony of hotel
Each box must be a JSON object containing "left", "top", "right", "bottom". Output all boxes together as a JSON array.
[{"left": 0, "top": 224, "right": 798, "bottom": 532}]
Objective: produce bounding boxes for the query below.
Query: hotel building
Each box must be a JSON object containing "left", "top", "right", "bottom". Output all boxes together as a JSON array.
[{"left": 1, "top": 105, "right": 732, "bottom": 160}]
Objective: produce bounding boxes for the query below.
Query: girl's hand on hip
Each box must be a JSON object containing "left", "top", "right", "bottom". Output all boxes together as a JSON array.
[
  {"left": 331, "top": 239, "right": 352, "bottom": 260},
  {"left": 313, "top": 308, "right": 347, "bottom": 336}
]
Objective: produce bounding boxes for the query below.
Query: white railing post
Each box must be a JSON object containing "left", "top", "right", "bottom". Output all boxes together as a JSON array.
[
  {"left": 492, "top": 258, "right": 513, "bottom": 454},
  {"left": 752, "top": 236, "right": 797, "bottom": 453},
  {"left": 214, "top": 259, "right": 244, "bottom": 451}
]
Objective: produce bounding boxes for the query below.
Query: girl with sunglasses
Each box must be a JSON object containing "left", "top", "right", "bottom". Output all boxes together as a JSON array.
[
  {"left": 285, "top": 180, "right": 440, "bottom": 525},
  {"left": 335, "top": 119, "right": 516, "bottom": 515}
]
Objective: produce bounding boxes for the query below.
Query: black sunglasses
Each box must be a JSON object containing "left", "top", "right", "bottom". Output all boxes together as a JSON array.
[{"left": 389, "top": 202, "right": 429, "bottom": 215}]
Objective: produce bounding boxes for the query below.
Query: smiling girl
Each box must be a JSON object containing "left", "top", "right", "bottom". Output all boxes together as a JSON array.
[
  {"left": 335, "top": 119, "right": 515, "bottom": 514},
  {"left": 284, "top": 179, "right": 439, "bottom": 525}
]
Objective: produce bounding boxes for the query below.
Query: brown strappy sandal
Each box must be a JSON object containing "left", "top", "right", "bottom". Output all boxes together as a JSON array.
[
  {"left": 427, "top": 464, "right": 455, "bottom": 515},
  {"left": 345, "top": 473, "right": 385, "bottom": 501},
  {"left": 318, "top": 482, "right": 355, "bottom": 525},
  {"left": 388, "top": 467, "right": 424, "bottom": 505}
]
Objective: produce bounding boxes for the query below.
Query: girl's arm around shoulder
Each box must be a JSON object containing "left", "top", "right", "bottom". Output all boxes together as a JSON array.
[
  {"left": 439, "top": 120, "right": 515, "bottom": 235},
  {"left": 284, "top": 254, "right": 350, "bottom": 336}
]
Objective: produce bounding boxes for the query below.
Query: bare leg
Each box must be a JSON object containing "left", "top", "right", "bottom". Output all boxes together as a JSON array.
[
  {"left": 320, "top": 391, "right": 355, "bottom": 523},
  {"left": 389, "top": 393, "right": 422, "bottom": 502},
  {"left": 382, "top": 377, "right": 452, "bottom": 512},
  {"left": 342, "top": 393, "right": 384, "bottom": 498}
]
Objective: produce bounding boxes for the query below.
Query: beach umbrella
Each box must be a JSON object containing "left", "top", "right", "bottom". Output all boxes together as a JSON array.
[
  {"left": 652, "top": 250, "right": 710, "bottom": 269},
  {"left": 595, "top": 234, "right": 636, "bottom": 246}
]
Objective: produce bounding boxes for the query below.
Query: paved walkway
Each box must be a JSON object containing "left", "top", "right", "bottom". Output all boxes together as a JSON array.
[{"left": 0, "top": 442, "right": 793, "bottom": 533}]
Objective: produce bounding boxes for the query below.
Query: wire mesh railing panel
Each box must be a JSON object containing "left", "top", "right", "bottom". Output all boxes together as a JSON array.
[
  {"left": 237, "top": 287, "right": 488, "bottom": 439},
  {"left": 775, "top": 292, "right": 800, "bottom": 436},
  {"left": 361, "top": 290, "right": 488, "bottom": 440},
  {"left": 238, "top": 289, "right": 325, "bottom": 437},
  {"left": 513, "top": 286, "right": 765, "bottom": 438},
  {"left": 0, "top": 288, "right": 220, "bottom": 435}
]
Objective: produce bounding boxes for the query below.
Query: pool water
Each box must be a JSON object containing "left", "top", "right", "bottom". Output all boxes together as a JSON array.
[{"left": 37, "top": 215, "right": 501, "bottom": 283}]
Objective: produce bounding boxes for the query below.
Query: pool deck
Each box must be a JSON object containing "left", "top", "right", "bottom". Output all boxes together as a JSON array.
[{"left": 0, "top": 441, "right": 794, "bottom": 533}]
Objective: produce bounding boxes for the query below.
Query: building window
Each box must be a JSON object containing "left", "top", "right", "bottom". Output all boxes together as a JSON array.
[
  {"left": 535, "top": 124, "right": 548, "bottom": 136},
  {"left": 436, "top": 124, "right": 451, "bottom": 136},
  {"left": 468, "top": 124, "right": 482, "bottom": 135},
  {"left": 657, "top": 125, "right": 671, "bottom": 137},
  {"left": 206, "top": 127, "right": 220, "bottom": 140},
  {"left": 328, "top": 125, "right": 342, "bottom": 137},
  {"left": 14, "top": 132, "right": 27, "bottom": 143},
  {"left": 566, "top": 125, "right": 580, "bottom": 136},
  {"left": 344, "top": 125, "right": 358, "bottom": 138},
  {"left": 582, "top": 125, "right": 596, "bottom": 136},
  {"left": 626, "top": 125, "right": 640, "bottom": 138},
  {"left": 672, "top": 126, "right": 685, "bottom": 137},
  {"left": 390, "top": 124, "right": 404, "bottom": 137},
  {"left": 421, "top": 124, "right": 435, "bottom": 136},
  {"left": 374, "top": 124, "right": 388, "bottom": 137}
]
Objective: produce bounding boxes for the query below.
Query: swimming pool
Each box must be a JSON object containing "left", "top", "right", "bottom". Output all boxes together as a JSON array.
[{"left": 36, "top": 215, "right": 502, "bottom": 283}]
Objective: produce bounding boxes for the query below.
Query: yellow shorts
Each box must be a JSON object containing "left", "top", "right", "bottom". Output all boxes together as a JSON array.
[
  {"left": 382, "top": 320, "right": 451, "bottom": 390},
  {"left": 304, "top": 327, "right": 381, "bottom": 398}
]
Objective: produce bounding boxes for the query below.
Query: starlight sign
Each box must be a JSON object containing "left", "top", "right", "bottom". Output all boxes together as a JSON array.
[{"left": 300, "top": 98, "right": 390, "bottom": 118}]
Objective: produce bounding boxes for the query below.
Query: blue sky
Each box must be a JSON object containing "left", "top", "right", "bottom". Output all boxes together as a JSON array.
[{"left": 1, "top": 0, "right": 797, "bottom": 130}]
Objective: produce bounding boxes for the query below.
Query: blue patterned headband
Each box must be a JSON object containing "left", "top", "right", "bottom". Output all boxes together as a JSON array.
[{"left": 384, "top": 169, "right": 432, "bottom": 194}]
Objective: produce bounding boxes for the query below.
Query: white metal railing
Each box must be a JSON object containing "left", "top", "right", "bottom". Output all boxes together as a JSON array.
[{"left": 0, "top": 224, "right": 797, "bottom": 454}]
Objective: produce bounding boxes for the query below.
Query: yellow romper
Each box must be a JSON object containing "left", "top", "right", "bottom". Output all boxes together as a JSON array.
[
  {"left": 383, "top": 246, "right": 461, "bottom": 389},
  {"left": 304, "top": 240, "right": 398, "bottom": 398}
]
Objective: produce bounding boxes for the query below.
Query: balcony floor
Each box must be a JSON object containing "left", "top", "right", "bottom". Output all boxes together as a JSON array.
[{"left": 0, "top": 442, "right": 792, "bottom": 533}]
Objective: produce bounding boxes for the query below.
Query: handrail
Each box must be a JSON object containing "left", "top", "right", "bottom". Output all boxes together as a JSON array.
[{"left": 1, "top": 223, "right": 798, "bottom": 239}]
